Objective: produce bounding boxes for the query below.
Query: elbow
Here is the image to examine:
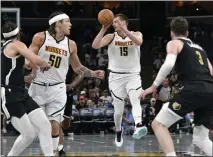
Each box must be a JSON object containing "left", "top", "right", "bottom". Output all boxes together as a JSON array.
[
  {"left": 92, "top": 43, "right": 100, "bottom": 49},
  {"left": 135, "top": 40, "right": 143, "bottom": 46}
]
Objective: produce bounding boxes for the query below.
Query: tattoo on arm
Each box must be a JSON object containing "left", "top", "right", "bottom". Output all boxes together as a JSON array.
[
  {"left": 69, "top": 71, "right": 85, "bottom": 88},
  {"left": 79, "top": 66, "right": 93, "bottom": 77}
]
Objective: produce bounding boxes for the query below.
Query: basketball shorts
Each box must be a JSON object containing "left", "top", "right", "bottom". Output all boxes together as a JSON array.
[
  {"left": 28, "top": 82, "right": 67, "bottom": 123},
  {"left": 108, "top": 72, "right": 143, "bottom": 101},
  {"left": 1, "top": 87, "right": 40, "bottom": 122},
  {"left": 168, "top": 84, "right": 213, "bottom": 129}
]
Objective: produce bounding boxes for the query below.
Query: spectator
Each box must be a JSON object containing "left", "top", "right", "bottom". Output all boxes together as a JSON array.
[
  {"left": 76, "top": 96, "right": 87, "bottom": 110},
  {"left": 143, "top": 98, "right": 156, "bottom": 129},
  {"left": 153, "top": 79, "right": 171, "bottom": 115},
  {"left": 99, "top": 90, "right": 113, "bottom": 107},
  {"left": 122, "top": 107, "right": 135, "bottom": 135}
]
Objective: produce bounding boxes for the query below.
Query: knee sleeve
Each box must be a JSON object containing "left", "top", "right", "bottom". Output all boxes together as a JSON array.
[
  {"left": 155, "top": 102, "right": 182, "bottom": 128},
  {"left": 193, "top": 125, "right": 212, "bottom": 156}
]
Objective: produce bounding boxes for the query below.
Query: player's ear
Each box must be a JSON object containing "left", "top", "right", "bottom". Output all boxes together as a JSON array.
[
  {"left": 170, "top": 31, "right": 174, "bottom": 39},
  {"left": 186, "top": 31, "right": 189, "bottom": 37}
]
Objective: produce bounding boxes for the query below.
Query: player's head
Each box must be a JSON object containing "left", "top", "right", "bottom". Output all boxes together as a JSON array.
[
  {"left": 2, "top": 21, "right": 20, "bottom": 40},
  {"left": 48, "top": 11, "right": 71, "bottom": 36},
  {"left": 112, "top": 14, "right": 128, "bottom": 32},
  {"left": 170, "top": 16, "right": 189, "bottom": 39}
]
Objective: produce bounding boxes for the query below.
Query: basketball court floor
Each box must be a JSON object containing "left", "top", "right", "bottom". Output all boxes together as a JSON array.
[{"left": 1, "top": 134, "right": 210, "bottom": 156}]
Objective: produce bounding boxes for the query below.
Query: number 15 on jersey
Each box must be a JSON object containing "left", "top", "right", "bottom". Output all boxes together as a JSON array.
[{"left": 120, "top": 47, "right": 128, "bottom": 56}]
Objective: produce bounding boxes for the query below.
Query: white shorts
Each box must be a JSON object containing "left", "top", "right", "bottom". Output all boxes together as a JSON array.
[
  {"left": 108, "top": 72, "right": 143, "bottom": 101},
  {"left": 28, "top": 82, "right": 67, "bottom": 123}
]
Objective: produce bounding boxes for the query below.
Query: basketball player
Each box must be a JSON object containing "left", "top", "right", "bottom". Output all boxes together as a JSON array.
[
  {"left": 28, "top": 11, "right": 105, "bottom": 154},
  {"left": 139, "top": 16, "right": 213, "bottom": 156},
  {"left": 1, "top": 21, "right": 54, "bottom": 156},
  {"left": 92, "top": 14, "right": 147, "bottom": 147}
]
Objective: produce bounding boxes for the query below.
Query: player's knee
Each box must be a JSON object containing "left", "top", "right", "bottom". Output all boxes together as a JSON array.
[
  {"left": 50, "top": 120, "right": 60, "bottom": 135},
  {"left": 22, "top": 126, "right": 36, "bottom": 143},
  {"left": 193, "top": 125, "right": 209, "bottom": 142},
  {"left": 151, "top": 119, "right": 163, "bottom": 131},
  {"left": 154, "top": 102, "right": 182, "bottom": 128}
]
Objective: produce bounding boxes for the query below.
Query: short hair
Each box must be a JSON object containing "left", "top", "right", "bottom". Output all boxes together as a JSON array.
[
  {"left": 170, "top": 16, "right": 188, "bottom": 36},
  {"left": 114, "top": 14, "right": 129, "bottom": 25},
  {"left": 2, "top": 21, "right": 19, "bottom": 40}
]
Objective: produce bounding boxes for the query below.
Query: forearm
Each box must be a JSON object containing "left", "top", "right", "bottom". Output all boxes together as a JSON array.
[
  {"left": 77, "top": 66, "right": 94, "bottom": 78},
  {"left": 153, "top": 54, "right": 177, "bottom": 87},
  {"left": 122, "top": 116, "right": 131, "bottom": 124},
  {"left": 68, "top": 72, "right": 85, "bottom": 88},
  {"left": 92, "top": 28, "right": 106, "bottom": 49},
  {"left": 123, "top": 29, "right": 142, "bottom": 46}
]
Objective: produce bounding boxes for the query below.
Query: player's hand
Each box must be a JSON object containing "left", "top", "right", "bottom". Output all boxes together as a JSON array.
[
  {"left": 102, "top": 23, "right": 112, "bottom": 30},
  {"left": 66, "top": 84, "right": 74, "bottom": 92},
  {"left": 24, "top": 74, "right": 35, "bottom": 83},
  {"left": 92, "top": 70, "right": 105, "bottom": 79},
  {"left": 139, "top": 85, "right": 156, "bottom": 100},
  {"left": 40, "top": 62, "right": 51, "bottom": 72},
  {"left": 61, "top": 116, "right": 71, "bottom": 129},
  {"left": 117, "top": 21, "right": 127, "bottom": 31}
]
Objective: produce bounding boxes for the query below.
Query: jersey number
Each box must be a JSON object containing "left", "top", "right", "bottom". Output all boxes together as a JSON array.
[
  {"left": 120, "top": 47, "right": 128, "bottom": 56},
  {"left": 48, "top": 55, "right": 62, "bottom": 68},
  {"left": 195, "top": 51, "right": 204, "bottom": 65}
]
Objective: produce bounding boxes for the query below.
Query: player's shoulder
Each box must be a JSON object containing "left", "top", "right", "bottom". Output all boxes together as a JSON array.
[
  {"left": 167, "top": 39, "right": 183, "bottom": 48},
  {"left": 68, "top": 39, "right": 77, "bottom": 47},
  {"left": 68, "top": 39, "right": 77, "bottom": 54},
  {"left": 32, "top": 32, "right": 45, "bottom": 44},
  {"left": 132, "top": 31, "right": 143, "bottom": 37},
  {"left": 105, "top": 33, "right": 115, "bottom": 40}
]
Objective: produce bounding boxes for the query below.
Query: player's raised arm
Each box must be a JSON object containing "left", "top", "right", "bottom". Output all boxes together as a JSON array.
[
  {"left": 92, "top": 9, "right": 115, "bottom": 49},
  {"left": 92, "top": 25, "right": 114, "bottom": 49}
]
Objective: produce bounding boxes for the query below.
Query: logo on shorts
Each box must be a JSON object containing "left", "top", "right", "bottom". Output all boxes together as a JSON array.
[{"left": 172, "top": 102, "right": 181, "bottom": 110}]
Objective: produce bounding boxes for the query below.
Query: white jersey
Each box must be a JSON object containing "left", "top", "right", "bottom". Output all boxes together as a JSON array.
[
  {"left": 34, "top": 31, "right": 70, "bottom": 83},
  {"left": 107, "top": 32, "right": 141, "bottom": 73}
]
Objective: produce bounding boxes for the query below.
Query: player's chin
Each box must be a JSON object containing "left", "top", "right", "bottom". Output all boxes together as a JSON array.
[{"left": 65, "top": 31, "right": 70, "bottom": 36}]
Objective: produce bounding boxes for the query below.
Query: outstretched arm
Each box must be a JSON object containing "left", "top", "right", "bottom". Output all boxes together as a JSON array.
[
  {"left": 69, "top": 40, "right": 104, "bottom": 79},
  {"left": 139, "top": 40, "right": 182, "bottom": 99}
]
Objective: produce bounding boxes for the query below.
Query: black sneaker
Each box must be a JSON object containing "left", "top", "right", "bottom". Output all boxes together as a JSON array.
[
  {"left": 115, "top": 128, "right": 123, "bottom": 147},
  {"left": 59, "top": 148, "right": 66, "bottom": 157}
]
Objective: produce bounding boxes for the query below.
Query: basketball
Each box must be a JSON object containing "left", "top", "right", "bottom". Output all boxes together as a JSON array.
[{"left": 98, "top": 9, "right": 114, "bottom": 25}]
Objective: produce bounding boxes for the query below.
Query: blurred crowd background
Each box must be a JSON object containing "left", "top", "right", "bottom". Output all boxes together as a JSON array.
[{"left": 1, "top": 1, "right": 213, "bottom": 136}]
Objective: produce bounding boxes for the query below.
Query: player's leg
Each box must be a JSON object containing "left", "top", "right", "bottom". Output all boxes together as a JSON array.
[
  {"left": 152, "top": 102, "right": 182, "bottom": 156},
  {"left": 152, "top": 90, "right": 200, "bottom": 156},
  {"left": 126, "top": 75, "right": 147, "bottom": 139},
  {"left": 26, "top": 95, "right": 54, "bottom": 156},
  {"left": 47, "top": 84, "right": 67, "bottom": 153},
  {"left": 192, "top": 99, "right": 213, "bottom": 157},
  {"left": 109, "top": 74, "right": 127, "bottom": 147},
  {"left": 1, "top": 87, "right": 36, "bottom": 156},
  {"left": 7, "top": 114, "right": 36, "bottom": 156},
  {"left": 58, "top": 93, "right": 73, "bottom": 156}
]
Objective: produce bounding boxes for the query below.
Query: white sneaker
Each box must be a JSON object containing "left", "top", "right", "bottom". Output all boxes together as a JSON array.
[
  {"left": 132, "top": 125, "right": 147, "bottom": 140},
  {"left": 115, "top": 129, "right": 123, "bottom": 147}
]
